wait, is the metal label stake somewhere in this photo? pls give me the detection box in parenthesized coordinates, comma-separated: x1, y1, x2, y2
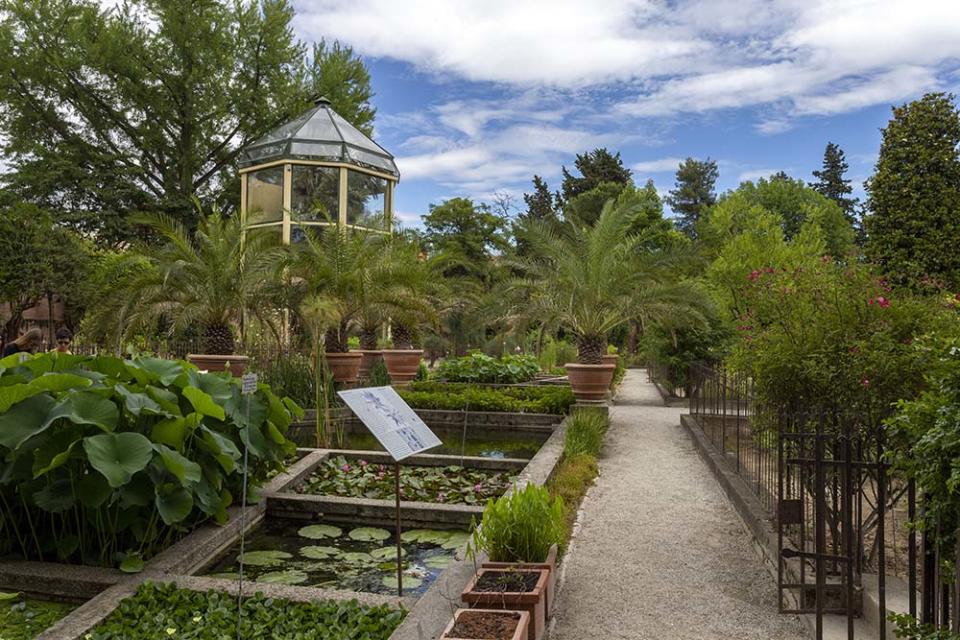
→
(237, 373, 258, 640)
(395, 461, 403, 597)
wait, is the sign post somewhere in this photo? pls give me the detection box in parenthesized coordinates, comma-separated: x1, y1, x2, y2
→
(237, 373, 257, 640)
(337, 386, 441, 596)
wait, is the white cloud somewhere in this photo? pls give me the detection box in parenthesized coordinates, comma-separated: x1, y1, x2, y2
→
(737, 168, 782, 183)
(631, 157, 684, 173)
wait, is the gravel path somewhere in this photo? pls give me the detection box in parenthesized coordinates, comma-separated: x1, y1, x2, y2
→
(548, 370, 808, 640)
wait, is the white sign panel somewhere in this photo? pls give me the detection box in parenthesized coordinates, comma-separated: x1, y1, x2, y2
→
(241, 373, 259, 395)
(337, 386, 441, 461)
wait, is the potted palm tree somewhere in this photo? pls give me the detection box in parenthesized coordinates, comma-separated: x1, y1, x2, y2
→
(507, 194, 706, 401)
(86, 208, 281, 376)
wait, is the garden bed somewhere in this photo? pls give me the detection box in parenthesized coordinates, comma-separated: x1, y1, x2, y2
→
(294, 454, 518, 505)
(0, 594, 75, 640)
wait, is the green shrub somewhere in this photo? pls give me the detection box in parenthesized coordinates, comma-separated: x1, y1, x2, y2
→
(0, 593, 74, 640)
(889, 613, 960, 639)
(435, 352, 540, 384)
(564, 410, 609, 457)
(548, 453, 598, 550)
(538, 338, 577, 372)
(89, 582, 404, 639)
(0, 352, 301, 568)
(469, 483, 565, 563)
(254, 350, 314, 407)
(399, 382, 575, 415)
(414, 361, 429, 382)
(368, 359, 391, 386)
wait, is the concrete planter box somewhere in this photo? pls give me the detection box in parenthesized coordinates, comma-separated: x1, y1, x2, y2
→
(461, 568, 548, 640)
(440, 608, 530, 640)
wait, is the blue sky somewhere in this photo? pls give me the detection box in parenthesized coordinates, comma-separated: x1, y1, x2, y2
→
(291, 1, 960, 228)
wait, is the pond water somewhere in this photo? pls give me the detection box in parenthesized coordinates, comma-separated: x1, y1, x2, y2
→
(327, 427, 548, 460)
(202, 519, 467, 596)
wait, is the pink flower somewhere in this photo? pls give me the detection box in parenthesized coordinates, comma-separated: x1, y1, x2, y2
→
(377, 471, 386, 479)
(748, 270, 760, 281)
(473, 483, 483, 492)
(861, 377, 870, 388)
(876, 296, 890, 308)
(766, 267, 775, 274)
(358, 459, 368, 467)
(341, 463, 351, 472)
(437, 493, 445, 503)
(867, 298, 874, 306)
(821, 255, 831, 263)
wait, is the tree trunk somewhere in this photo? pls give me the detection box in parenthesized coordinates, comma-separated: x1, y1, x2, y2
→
(576, 334, 606, 364)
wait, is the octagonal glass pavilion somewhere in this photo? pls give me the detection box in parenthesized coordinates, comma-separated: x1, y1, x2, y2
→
(238, 97, 399, 243)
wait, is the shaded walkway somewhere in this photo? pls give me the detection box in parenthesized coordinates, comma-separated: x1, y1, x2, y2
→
(549, 370, 807, 640)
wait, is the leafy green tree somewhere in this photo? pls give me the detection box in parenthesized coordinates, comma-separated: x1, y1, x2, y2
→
(560, 148, 632, 204)
(85, 208, 283, 354)
(665, 157, 718, 239)
(865, 93, 960, 288)
(0, 203, 91, 341)
(809, 142, 858, 225)
(563, 181, 625, 227)
(0, 0, 374, 246)
(422, 197, 509, 281)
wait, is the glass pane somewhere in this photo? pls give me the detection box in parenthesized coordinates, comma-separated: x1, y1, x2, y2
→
(246, 167, 284, 224)
(290, 224, 330, 244)
(245, 224, 282, 248)
(346, 170, 388, 229)
(291, 165, 339, 222)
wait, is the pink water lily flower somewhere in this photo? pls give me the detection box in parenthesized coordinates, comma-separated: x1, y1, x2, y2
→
(359, 459, 368, 467)
(473, 483, 483, 492)
(341, 463, 351, 472)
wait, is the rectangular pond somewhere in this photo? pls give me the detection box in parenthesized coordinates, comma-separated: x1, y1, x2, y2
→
(200, 519, 469, 597)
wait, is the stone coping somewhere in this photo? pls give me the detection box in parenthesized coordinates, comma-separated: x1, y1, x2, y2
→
(266, 492, 484, 529)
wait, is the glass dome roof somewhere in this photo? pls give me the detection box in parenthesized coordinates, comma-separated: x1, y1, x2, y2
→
(238, 98, 399, 178)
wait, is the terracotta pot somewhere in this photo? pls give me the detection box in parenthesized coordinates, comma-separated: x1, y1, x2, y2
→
(461, 568, 549, 640)
(381, 349, 424, 384)
(483, 544, 558, 620)
(440, 608, 530, 640)
(187, 354, 248, 377)
(565, 362, 615, 401)
(324, 351, 363, 383)
(358, 349, 383, 380)
(601, 354, 619, 367)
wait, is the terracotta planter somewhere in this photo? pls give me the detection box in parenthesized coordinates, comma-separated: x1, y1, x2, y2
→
(187, 354, 248, 377)
(461, 568, 549, 640)
(601, 354, 619, 367)
(381, 349, 424, 384)
(358, 349, 383, 380)
(440, 609, 530, 640)
(324, 351, 363, 383)
(565, 362, 615, 401)
(483, 544, 558, 620)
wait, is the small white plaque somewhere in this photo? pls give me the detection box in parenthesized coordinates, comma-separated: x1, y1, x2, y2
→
(241, 373, 258, 395)
(337, 386, 441, 461)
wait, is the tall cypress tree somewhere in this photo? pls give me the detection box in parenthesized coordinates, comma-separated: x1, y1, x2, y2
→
(665, 157, 718, 239)
(810, 142, 858, 225)
(559, 148, 632, 203)
(522, 175, 556, 221)
(865, 93, 960, 288)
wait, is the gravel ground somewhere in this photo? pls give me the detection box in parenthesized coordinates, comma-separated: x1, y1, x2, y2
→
(548, 370, 808, 640)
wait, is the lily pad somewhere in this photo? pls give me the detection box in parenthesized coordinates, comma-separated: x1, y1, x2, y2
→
(371, 546, 406, 560)
(339, 551, 375, 565)
(399, 528, 451, 544)
(298, 524, 342, 540)
(425, 555, 453, 569)
(348, 526, 390, 542)
(239, 550, 292, 567)
(258, 569, 308, 585)
(382, 575, 422, 590)
(300, 545, 340, 560)
(441, 532, 471, 549)
(0, 591, 20, 601)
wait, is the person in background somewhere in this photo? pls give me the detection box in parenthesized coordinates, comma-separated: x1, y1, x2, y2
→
(2, 328, 43, 358)
(55, 327, 73, 354)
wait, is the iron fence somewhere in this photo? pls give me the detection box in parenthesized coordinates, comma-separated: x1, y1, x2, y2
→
(686, 364, 959, 639)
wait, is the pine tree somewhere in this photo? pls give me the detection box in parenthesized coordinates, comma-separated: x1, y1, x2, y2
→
(560, 148, 632, 203)
(865, 93, 960, 288)
(665, 158, 718, 239)
(522, 176, 556, 221)
(809, 142, 858, 225)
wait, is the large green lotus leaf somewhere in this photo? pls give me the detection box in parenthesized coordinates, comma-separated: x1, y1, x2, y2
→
(238, 423, 269, 458)
(299, 545, 341, 560)
(240, 550, 292, 566)
(114, 384, 165, 417)
(371, 546, 406, 560)
(183, 386, 225, 420)
(226, 389, 267, 429)
(150, 416, 189, 450)
(88, 356, 129, 380)
(34, 478, 75, 513)
(78, 472, 111, 508)
(298, 524, 342, 540)
(132, 357, 183, 387)
(46, 391, 119, 432)
(193, 475, 221, 517)
(155, 485, 194, 524)
(32, 427, 82, 478)
(0, 395, 56, 450)
(0, 374, 91, 414)
(145, 386, 182, 416)
(49, 353, 90, 372)
(441, 532, 471, 550)
(190, 370, 233, 404)
(348, 527, 391, 542)
(154, 444, 201, 486)
(382, 575, 422, 590)
(200, 426, 240, 473)
(425, 555, 453, 569)
(340, 552, 375, 565)
(83, 432, 153, 488)
(118, 473, 153, 507)
(258, 569, 307, 585)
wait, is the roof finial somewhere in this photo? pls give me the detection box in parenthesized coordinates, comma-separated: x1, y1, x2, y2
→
(313, 95, 331, 107)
